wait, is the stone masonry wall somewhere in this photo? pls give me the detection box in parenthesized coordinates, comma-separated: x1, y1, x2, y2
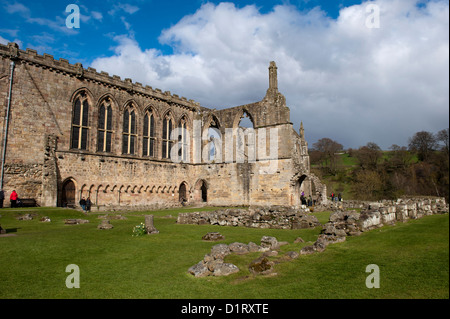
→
(177, 206, 321, 229)
(0, 42, 318, 209)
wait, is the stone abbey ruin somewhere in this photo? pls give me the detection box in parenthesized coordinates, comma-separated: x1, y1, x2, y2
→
(1, 42, 448, 280)
(0, 42, 326, 209)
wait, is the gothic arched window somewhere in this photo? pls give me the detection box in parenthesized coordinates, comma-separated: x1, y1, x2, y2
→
(122, 106, 137, 155)
(178, 116, 188, 162)
(97, 99, 113, 152)
(143, 110, 156, 157)
(162, 113, 173, 159)
(71, 92, 89, 150)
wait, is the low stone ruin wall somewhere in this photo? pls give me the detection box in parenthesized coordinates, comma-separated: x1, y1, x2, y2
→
(177, 206, 320, 229)
(187, 197, 448, 277)
(300, 197, 448, 255)
(189, 235, 286, 277)
(317, 197, 448, 212)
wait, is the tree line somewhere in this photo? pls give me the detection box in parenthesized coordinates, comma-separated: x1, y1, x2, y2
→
(310, 128, 449, 202)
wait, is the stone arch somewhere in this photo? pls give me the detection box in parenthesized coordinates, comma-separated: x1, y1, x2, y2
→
(290, 172, 327, 206)
(202, 114, 222, 163)
(162, 109, 175, 159)
(143, 104, 161, 122)
(60, 178, 77, 208)
(97, 93, 119, 110)
(232, 109, 256, 163)
(177, 112, 193, 130)
(122, 101, 139, 155)
(70, 87, 95, 104)
(162, 108, 175, 122)
(121, 99, 142, 115)
(70, 89, 94, 151)
(232, 108, 255, 129)
(96, 94, 118, 153)
(179, 181, 189, 203)
(193, 179, 208, 203)
(88, 184, 95, 198)
(80, 184, 88, 199)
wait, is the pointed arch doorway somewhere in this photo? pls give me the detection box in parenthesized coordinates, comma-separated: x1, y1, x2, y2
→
(194, 179, 208, 203)
(61, 179, 76, 207)
(179, 182, 188, 204)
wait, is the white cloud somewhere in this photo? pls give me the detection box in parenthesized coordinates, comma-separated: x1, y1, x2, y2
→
(91, 11, 103, 21)
(4, 2, 30, 15)
(0, 35, 9, 45)
(108, 3, 140, 16)
(91, 0, 449, 149)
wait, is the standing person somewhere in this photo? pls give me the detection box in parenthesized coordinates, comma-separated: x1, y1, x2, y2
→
(0, 189, 4, 208)
(79, 197, 86, 212)
(10, 190, 18, 208)
(86, 197, 91, 212)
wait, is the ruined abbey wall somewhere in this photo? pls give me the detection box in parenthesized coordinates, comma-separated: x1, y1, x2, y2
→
(0, 42, 324, 209)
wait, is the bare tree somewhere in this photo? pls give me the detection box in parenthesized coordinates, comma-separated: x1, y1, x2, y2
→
(388, 144, 412, 169)
(355, 142, 382, 170)
(312, 138, 343, 174)
(408, 131, 437, 161)
(436, 128, 449, 156)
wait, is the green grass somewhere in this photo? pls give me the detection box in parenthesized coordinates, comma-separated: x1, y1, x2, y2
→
(0, 207, 448, 299)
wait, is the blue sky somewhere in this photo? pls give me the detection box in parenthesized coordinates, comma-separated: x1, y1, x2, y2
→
(1, 0, 365, 64)
(1, 0, 449, 149)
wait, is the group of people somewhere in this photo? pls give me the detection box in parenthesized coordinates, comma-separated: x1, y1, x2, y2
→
(79, 197, 91, 213)
(0, 189, 20, 208)
(330, 192, 343, 202)
(300, 191, 316, 207)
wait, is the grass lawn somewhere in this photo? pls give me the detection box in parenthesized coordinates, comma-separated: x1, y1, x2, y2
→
(0, 206, 448, 299)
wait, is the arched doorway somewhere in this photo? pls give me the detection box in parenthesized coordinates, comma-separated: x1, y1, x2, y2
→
(194, 179, 208, 203)
(296, 175, 308, 205)
(201, 182, 207, 202)
(290, 172, 327, 206)
(61, 179, 76, 207)
(179, 182, 188, 204)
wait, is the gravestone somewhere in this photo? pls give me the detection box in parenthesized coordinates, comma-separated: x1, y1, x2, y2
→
(145, 215, 159, 234)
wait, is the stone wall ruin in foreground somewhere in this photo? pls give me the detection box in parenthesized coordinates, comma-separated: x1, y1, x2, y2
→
(187, 197, 448, 277)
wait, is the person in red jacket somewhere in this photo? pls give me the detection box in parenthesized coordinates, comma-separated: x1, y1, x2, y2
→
(10, 190, 18, 208)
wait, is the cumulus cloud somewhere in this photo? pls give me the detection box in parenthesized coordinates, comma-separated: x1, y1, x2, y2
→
(91, 0, 449, 149)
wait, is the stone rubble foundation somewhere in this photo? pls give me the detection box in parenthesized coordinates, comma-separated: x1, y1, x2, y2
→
(188, 197, 448, 277)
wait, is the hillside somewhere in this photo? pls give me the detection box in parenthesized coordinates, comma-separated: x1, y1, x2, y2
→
(311, 150, 448, 202)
